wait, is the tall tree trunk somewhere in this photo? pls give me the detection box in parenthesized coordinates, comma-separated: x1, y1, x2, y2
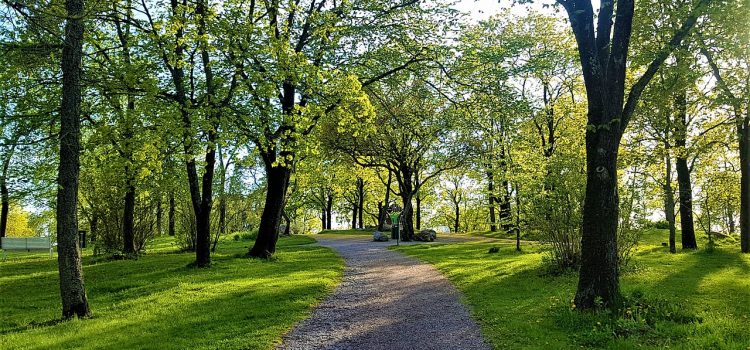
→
(218, 146, 227, 235)
(378, 171, 392, 230)
(454, 201, 460, 234)
(168, 192, 175, 236)
(664, 150, 677, 254)
(575, 131, 621, 309)
(400, 193, 415, 241)
(248, 163, 291, 258)
(414, 172, 422, 231)
(740, 122, 750, 253)
(675, 89, 697, 249)
(282, 210, 291, 236)
(560, 0, 704, 310)
(57, 0, 91, 318)
(191, 0, 218, 268)
(499, 180, 512, 231)
(487, 170, 497, 232)
(326, 194, 333, 230)
(321, 207, 327, 231)
(351, 202, 357, 229)
(0, 175, 8, 246)
(156, 194, 162, 235)
(357, 177, 365, 228)
(122, 179, 136, 255)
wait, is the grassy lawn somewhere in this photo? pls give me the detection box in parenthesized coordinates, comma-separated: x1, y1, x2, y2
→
(393, 230, 750, 349)
(318, 229, 375, 235)
(0, 235, 343, 350)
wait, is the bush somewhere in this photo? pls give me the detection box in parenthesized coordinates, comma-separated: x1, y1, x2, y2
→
(235, 230, 259, 241)
(651, 220, 671, 230)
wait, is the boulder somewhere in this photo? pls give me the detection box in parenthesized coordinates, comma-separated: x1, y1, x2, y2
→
(373, 231, 390, 242)
(414, 229, 437, 242)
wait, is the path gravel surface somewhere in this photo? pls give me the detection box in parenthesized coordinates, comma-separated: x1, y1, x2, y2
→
(279, 234, 491, 350)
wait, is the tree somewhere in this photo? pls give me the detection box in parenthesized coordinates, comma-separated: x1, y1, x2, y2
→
(554, 0, 712, 308)
(327, 76, 467, 240)
(698, 0, 750, 252)
(56, 0, 91, 319)
(220, 0, 454, 257)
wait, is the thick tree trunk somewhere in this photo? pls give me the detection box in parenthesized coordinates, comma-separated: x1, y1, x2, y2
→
(675, 90, 697, 249)
(378, 171, 392, 231)
(499, 180, 512, 231)
(156, 195, 162, 235)
(454, 203, 460, 234)
(664, 153, 677, 254)
(676, 157, 696, 249)
(574, 130, 621, 310)
(248, 164, 291, 258)
(282, 210, 291, 236)
(487, 170, 497, 232)
(168, 192, 175, 236)
(400, 193, 415, 241)
(321, 207, 327, 231)
(122, 180, 136, 255)
(740, 122, 750, 253)
(357, 178, 365, 229)
(57, 0, 91, 318)
(351, 203, 357, 229)
(0, 177, 8, 245)
(326, 194, 333, 230)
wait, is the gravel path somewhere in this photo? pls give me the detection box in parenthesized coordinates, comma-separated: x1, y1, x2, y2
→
(279, 235, 490, 350)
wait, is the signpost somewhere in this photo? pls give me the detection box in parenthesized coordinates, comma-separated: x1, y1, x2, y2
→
(387, 203, 402, 246)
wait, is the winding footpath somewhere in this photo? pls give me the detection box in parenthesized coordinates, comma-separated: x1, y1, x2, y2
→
(279, 235, 491, 350)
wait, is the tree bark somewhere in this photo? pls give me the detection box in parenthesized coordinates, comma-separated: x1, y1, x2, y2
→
(740, 122, 750, 253)
(675, 89, 697, 249)
(326, 194, 333, 230)
(357, 177, 365, 228)
(454, 202, 460, 234)
(351, 202, 357, 229)
(499, 180, 512, 231)
(321, 207, 327, 231)
(248, 163, 291, 258)
(57, 0, 91, 318)
(664, 150, 677, 254)
(282, 210, 291, 236)
(122, 180, 136, 255)
(168, 192, 175, 236)
(400, 193, 415, 241)
(156, 195, 162, 235)
(575, 130, 621, 309)
(487, 170, 497, 232)
(0, 173, 8, 245)
(378, 171, 392, 231)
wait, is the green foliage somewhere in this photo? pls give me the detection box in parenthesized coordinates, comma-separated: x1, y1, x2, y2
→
(0, 235, 343, 349)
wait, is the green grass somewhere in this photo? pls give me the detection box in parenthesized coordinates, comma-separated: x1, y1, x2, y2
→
(0, 235, 343, 350)
(467, 229, 544, 241)
(317, 229, 375, 235)
(393, 230, 750, 349)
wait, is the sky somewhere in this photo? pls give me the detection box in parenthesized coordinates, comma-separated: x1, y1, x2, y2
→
(455, 0, 601, 22)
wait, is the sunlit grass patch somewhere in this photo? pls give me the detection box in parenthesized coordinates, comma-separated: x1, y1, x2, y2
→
(394, 236, 750, 349)
(0, 235, 342, 350)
